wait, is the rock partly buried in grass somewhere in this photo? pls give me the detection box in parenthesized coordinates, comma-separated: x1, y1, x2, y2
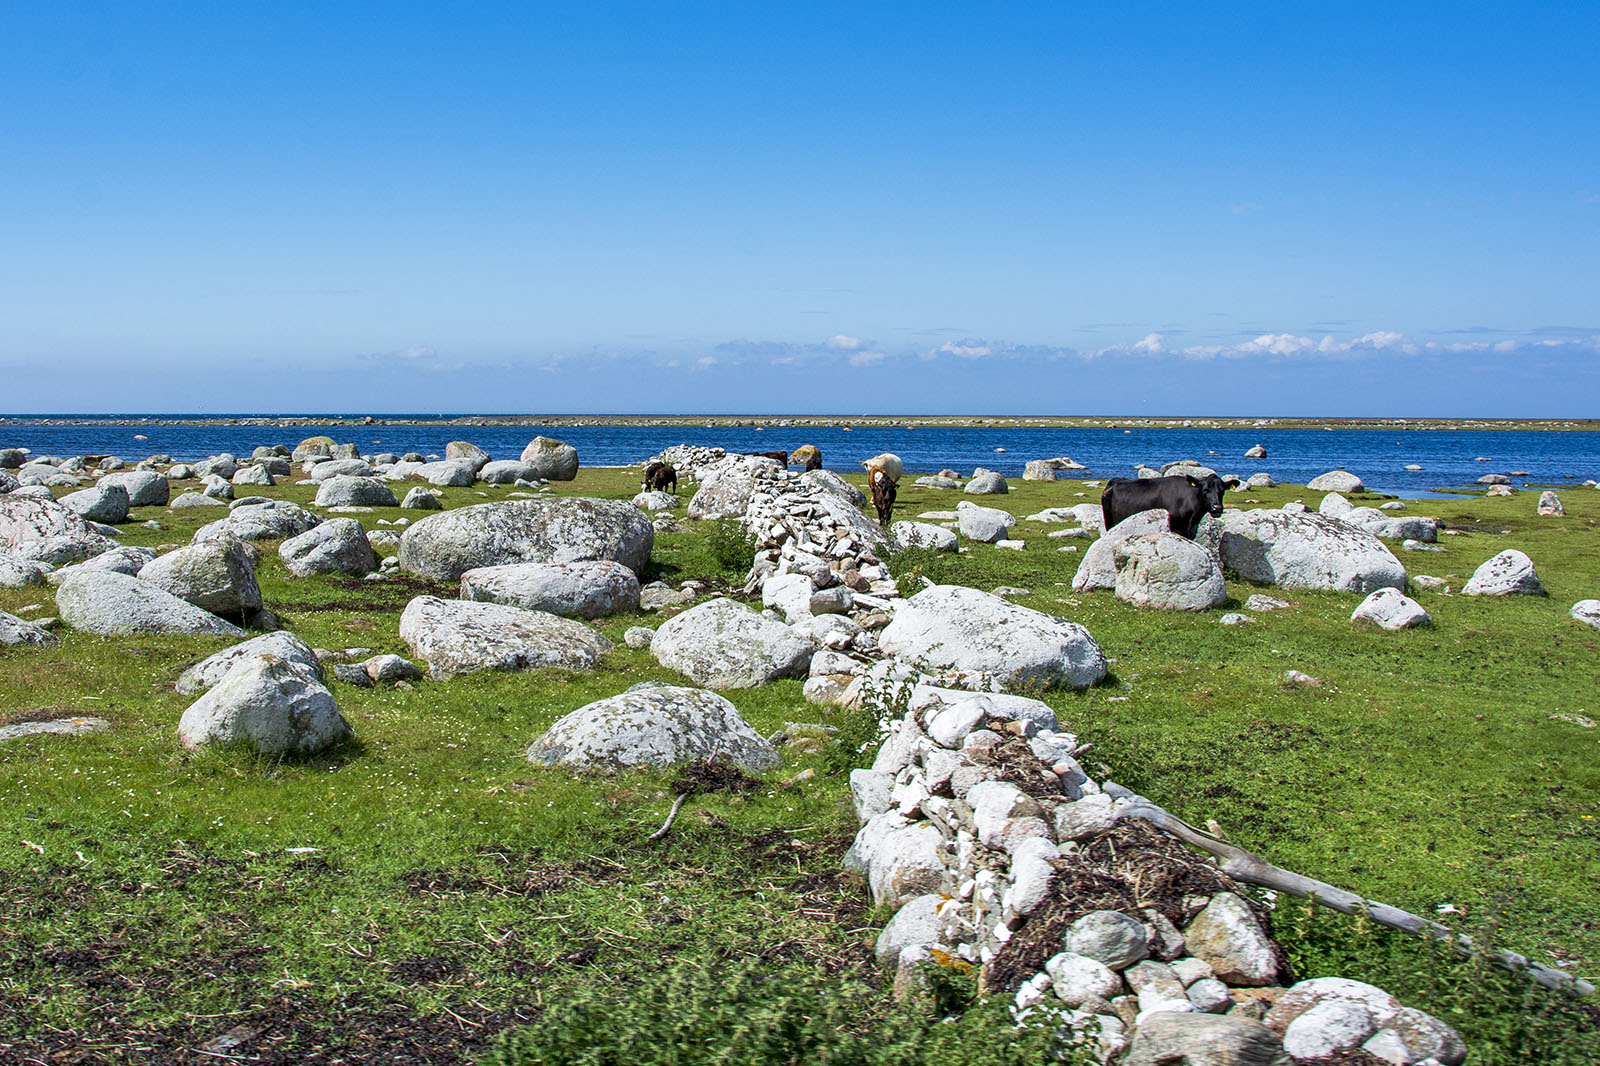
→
(0, 551, 48, 588)
(527, 681, 780, 772)
(178, 655, 351, 754)
(890, 520, 958, 552)
(1538, 491, 1564, 516)
(0, 493, 116, 565)
(1340, 507, 1438, 543)
(308, 458, 374, 481)
(400, 486, 442, 510)
(398, 595, 614, 679)
(138, 536, 262, 615)
(195, 500, 321, 543)
(396, 498, 653, 581)
(1264, 977, 1466, 1065)
(1350, 587, 1432, 630)
(176, 631, 326, 696)
(314, 475, 398, 508)
(60, 483, 130, 524)
(650, 598, 814, 689)
(479, 460, 539, 484)
(279, 518, 376, 577)
(956, 502, 1016, 544)
(879, 585, 1107, 690)
(1307, 470, 1364, 493)
(99, 469, 169, 508)
(47, 545, 158, 584)
(172, 491, 226, 509)
(964, 470, 1008, 495)
(632, 490, 677, 512)
(1112, 532, 1227, 611)
(1072, 509, 1170, 592)
(1219, 510, 1406, 593)
(520, 436, 579, 481)
(0, 716, 109, 742)
(459, 560, 641, 619)
(0, 609, 57, 646)
(1462, 549, 1544, 596)
(56, 571, 245, 637)
(1573, 600, 1600, 630)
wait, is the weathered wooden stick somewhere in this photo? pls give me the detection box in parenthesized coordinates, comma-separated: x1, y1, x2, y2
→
(1103, 782, 1594, 997)
(647, 792, 690, 842)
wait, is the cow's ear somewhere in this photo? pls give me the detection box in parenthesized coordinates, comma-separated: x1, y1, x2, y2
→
(1187, 475, 1201, 487)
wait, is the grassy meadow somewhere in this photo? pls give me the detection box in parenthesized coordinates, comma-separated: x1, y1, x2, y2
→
(2, 464, 1598, 1063)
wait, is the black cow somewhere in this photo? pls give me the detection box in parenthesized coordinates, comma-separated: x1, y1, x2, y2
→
(1100, 474, 1228, 539)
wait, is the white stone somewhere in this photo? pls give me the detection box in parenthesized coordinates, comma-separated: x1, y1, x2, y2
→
(528, 682, 778, 772)
(1462, 549, 1543, 596)
(1351, 587, 1432, 630)
(178, 655, 350, 754)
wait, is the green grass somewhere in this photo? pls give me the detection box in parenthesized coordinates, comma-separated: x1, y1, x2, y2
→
(2, 465, 1598, 1061)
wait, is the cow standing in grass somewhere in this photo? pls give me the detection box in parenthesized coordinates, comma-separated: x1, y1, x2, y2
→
(643, 462, 678, 495)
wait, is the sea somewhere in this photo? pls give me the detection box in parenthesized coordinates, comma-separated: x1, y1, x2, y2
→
(3, 417, 1597, 499)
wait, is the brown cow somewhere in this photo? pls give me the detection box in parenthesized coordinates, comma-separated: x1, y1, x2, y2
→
(869, 467, 897, 526)
(643, 461, 678, 494)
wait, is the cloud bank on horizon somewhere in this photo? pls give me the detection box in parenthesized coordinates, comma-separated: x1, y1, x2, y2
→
(0, 4, 1596, 416)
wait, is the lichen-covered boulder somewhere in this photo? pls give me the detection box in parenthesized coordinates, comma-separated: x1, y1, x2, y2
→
(47, 545, 158, 585)
(0, 493, 116, 565)
(1351, 587, 1431, 629)
(55, 571, 244, 637)
(1307, 470, 1364, 493)
(879, 585, 1106, 690)
(397, 499, 653, 581)
(99, 470, 169, 507)
(651, 598, 814, 688)
(890, 521, 958, 552)
(480, 460, 540, 484)
(1462, 549, 1543, 596)
(444, 441, 491, 471)
(314, 476, 398, 508)
(178, 655, 351, 754)
(292, 435, 338, 461)
(459, 560, 641, 619)
(520, 436, 579, 481)
(0, 609, 56, 647)
(1113, 531, 1227, 610)
(194, 501, 321, 543)
(398, 595, 614, 679)
(528, 682, 779, 772)
(176, 631, 325, 695)
(138, 536, 262, 615)
(956, 502, 1016, 544)
(60, 483, 130, 524)
(1072, 509, 1170, 591)
(1220, 510, 1406, 593)
(279, 518, 376, 576)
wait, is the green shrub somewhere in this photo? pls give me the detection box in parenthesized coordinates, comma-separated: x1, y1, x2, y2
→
(483, 957, 1085, 1066)
(704, 518, 758, 574)
(1276, 899, 1600, 1066)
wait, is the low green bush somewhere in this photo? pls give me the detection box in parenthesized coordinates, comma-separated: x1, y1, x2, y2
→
(704, 517, 758, 574)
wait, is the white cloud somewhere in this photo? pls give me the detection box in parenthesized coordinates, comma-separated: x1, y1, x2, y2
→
(849, 350, 886, 367)
(696, 356, 718, 368)
(825, 334, 864, 350)
(935, 340, 992, 359)
(1132, 333, 1165, 353)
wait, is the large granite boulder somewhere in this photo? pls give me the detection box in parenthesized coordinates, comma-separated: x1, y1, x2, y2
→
(0, 493, 115, 565)
(418, 459, 478, 487)
(56, 571, 244, 637)
(527, 682, 780, 772)
(480, 460, 540, 484)
(99, 470, 169, 507)
(0, 552, 49, 588)
(1462, 549, 1543, 596)
(651, 598, 814, 688)
(178, 655, 351, 755)
(279, 518, 376, 577)
(1351, 587, 1432, 629)
(1220, 510, 1406, 593)
(47, 545, 158, 584)
(444, 441, 491, 471)
(1123, 1013, 1289, 1066)
(459, 560, 641, 618)
(1341, 506, 1438, 543)
(314, 476, 398, 508)
(398, 596, 614, 679)
(176, 631, 325, 696)
(194, 501, 321, 543)
(1113, 531, 1227, 610)
(61, 483, 130, 524)
(292, 435, 339, 461)
(956, 502, 1016, 543)
(397, 499, 653, 581)
(137, 536, 262, 615)
(963, 470, 1008, 495)
(1072, 509, 1170, 591)
(890, 521, 958, 552)
(308, 458, 374, 481)
(520, 436, 579, 481)
(798, 469, 866, 507)
(879, 585, 1107, 690)
(1307, 470, 1364, 493)
(1264, 977, 1465, 1065)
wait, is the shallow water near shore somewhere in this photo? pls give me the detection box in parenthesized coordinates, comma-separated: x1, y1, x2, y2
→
(3, 418, 1597, 495)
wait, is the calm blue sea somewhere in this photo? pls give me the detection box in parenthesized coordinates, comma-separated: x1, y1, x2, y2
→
(3, 417, 1596, 497)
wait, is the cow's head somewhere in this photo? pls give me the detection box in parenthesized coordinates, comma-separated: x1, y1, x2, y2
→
(1188, 473, 1229, 517)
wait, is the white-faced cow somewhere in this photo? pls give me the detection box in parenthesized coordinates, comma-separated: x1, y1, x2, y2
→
(1100, 474, 1228, 540)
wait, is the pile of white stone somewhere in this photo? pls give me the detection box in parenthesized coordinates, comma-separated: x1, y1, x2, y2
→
(848, 686, 1468, 1066)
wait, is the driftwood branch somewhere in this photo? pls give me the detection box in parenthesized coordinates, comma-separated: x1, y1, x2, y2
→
(647, 793, 690, 842)
(1103, 781, 1594, 997)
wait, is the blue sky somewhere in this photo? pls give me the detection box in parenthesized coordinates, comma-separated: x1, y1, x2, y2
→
(2, 2, 1597, 415)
